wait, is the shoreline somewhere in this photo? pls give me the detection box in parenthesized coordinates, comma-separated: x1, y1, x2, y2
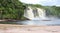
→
(0, 18, 29, 22)
(0, 19, 25, 22)
(0, 24, 60, 33)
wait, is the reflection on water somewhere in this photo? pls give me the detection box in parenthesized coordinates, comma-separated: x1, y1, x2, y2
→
(0, 18, 60, 26)
(17, 20, 60, 26)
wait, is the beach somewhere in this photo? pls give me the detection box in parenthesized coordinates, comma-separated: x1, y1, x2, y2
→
(0, 24, 60, 33)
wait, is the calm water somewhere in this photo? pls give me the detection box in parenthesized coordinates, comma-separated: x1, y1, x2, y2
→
(0, 18, 60, 26)
(18, 20, 60, 26)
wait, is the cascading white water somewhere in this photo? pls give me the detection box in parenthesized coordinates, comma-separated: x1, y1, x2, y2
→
(36, 8, 47, 19)
(24, 7, 34, 20)
(20, 7, 60, 25)
(24, 7, 48, 20)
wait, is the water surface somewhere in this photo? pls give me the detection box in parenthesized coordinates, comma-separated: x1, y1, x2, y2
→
(0, 18, 60, 26)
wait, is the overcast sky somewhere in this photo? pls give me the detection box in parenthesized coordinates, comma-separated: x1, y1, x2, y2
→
(20, 0, 60, 6)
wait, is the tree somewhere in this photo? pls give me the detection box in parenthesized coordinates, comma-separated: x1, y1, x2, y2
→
(0, 0, 26, 19)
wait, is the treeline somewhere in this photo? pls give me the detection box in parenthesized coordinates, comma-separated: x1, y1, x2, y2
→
(0, 0, 60, 20)
(0, 0, 26, 20)
(26, 4, 60, 18)
(45, 6, 60, 17)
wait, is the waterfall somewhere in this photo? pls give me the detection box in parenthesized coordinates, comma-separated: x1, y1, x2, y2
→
(37, 8, 47, 19)
(24, 7, 34, 19)
(24, 7, 48, 20)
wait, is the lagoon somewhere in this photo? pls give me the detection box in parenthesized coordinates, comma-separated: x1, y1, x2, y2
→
(0, 18, 60, 26)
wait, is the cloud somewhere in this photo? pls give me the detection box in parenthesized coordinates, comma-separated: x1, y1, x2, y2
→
(20, 0, 60, 6)
(39, 0, 57, 6)
(55, 0, 60, 6)
(20, 0, 40, 4)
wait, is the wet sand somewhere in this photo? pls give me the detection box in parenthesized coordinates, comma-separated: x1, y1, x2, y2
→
(0, 24, 60, 33)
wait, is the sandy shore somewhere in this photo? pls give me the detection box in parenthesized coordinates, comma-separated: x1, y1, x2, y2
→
(0, 24, 60, 33)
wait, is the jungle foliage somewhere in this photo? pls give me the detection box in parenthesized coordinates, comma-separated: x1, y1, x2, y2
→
(0, 0, 26, 19)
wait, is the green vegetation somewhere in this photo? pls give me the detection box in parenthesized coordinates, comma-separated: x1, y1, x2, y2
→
(26, 4, 44, 9)
(26, 4, 60, 18)
(0, 0, 60, 20)
(0, 0, 26, 20)
(44, 6, 60, 17)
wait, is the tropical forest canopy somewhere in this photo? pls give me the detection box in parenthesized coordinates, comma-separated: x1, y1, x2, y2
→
(45, 6, 60, 17)
(26, 4, 60, 17)
(0, 0, 60, 20)
(0, 0, 26, 20)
